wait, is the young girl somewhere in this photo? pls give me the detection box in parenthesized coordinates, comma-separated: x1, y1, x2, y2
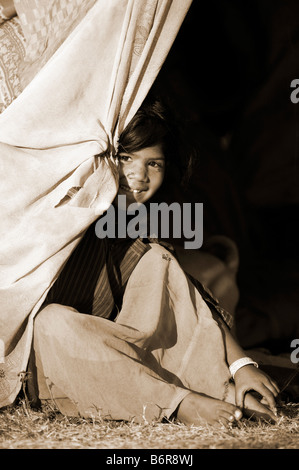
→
(29, 97, 279, 428)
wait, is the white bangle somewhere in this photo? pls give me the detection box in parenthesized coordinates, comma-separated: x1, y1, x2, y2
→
(229, 357, 258, 379)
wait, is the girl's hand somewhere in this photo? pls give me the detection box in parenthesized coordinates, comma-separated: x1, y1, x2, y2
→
(234, 365, 280, 417)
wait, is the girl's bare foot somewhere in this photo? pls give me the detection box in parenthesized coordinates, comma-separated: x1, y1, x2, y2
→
(176, 392, 243, 427)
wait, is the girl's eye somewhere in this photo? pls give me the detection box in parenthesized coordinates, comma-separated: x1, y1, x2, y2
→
(118, 155, 131, 162)
(148, 161, 164, 168)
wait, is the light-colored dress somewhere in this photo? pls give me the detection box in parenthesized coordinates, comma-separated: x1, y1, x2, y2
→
(30, 232, 232, 423)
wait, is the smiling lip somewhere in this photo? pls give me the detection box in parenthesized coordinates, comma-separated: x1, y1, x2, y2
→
(119, 184, 147, 194)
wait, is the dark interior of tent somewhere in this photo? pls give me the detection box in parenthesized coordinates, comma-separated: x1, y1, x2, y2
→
(150, 0, 299, 370)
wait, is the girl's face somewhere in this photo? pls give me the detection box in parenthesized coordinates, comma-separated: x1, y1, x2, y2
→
(116, 144, 165, 208)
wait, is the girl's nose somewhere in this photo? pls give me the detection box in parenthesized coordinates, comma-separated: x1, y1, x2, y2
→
(127, 163, 149, 182)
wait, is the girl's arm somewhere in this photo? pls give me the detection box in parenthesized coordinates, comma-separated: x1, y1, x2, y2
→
(213, 313, 280, 415)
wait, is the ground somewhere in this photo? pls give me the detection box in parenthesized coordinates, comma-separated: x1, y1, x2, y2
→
(1, 400, 299, 450)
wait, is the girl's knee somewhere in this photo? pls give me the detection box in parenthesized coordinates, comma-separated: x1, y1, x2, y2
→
(34, 303, 78, 332)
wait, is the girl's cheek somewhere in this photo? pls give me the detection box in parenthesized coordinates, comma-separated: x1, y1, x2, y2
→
(118, 164, 126, 177)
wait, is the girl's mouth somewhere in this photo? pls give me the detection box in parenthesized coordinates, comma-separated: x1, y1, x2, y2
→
(119, 184, 146, 194)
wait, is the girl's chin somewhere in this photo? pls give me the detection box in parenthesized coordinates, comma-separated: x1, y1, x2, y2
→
(115, 191, 149, 206)
(115, 192, 149, 208)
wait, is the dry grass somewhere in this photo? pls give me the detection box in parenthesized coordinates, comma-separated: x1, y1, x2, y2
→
(1, 400, 299, 449)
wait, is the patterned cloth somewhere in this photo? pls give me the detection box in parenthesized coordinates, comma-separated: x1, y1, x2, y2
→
(14, 0, 97, 81)
(0, 17, 26, 113)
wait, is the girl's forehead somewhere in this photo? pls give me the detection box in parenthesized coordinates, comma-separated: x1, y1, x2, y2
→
(119, 145, 165, 160)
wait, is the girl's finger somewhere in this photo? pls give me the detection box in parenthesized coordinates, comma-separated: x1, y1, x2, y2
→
(262, 373, 280, 395)
(235, 386, 250, 409)
(257, 384, 278, 414)
(262, 376, 281, 397)
(263, 379, 280, 397)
